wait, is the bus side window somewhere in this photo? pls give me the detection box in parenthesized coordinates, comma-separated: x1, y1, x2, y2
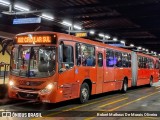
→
(98, 53, 103, 67)
(151, 59, 154, 68)
(115, 52, 122, 67)
(59, 45, 74, 72)
(144, 57, 147, 68)
(148, 59, 151, 68)
(146, 58, 149, 68)
(81, 44, 95, 66)
(155, 60, 159, 69)
(138, 56, 142, 68)
(106, 49, 114, 67)
(128, 54, 131, 67)
(76, 43, 81, 66)
(122, 53, 128, 67)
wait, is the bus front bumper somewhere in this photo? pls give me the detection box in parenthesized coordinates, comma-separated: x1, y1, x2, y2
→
(8, 87, 54, 103)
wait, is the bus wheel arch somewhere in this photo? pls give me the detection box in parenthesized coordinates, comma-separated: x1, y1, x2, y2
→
(121, 77, 128, 93)
(79, 79, 92, 104)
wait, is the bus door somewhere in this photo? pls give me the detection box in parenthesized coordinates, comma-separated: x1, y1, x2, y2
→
(103, 49, 115, 92)
(96, 49, 104, 94)
(114, 51, 124, 90)
(58, 44, 76, 100)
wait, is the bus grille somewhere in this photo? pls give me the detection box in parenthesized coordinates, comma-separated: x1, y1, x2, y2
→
(18, 87, 40, 90)
(18, 81, 44, 86)
(18, 92, 38, 99)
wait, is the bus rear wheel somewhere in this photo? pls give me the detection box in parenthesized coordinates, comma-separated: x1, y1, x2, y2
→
(121, 80, 128, 93)
(79, 83, 90, 104)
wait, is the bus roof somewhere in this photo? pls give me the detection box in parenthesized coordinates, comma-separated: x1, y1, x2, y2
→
(16, 31, 159, 59)
(56, 32, 132, 53)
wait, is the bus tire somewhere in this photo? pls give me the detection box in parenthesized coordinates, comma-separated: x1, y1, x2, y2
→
(121, 80, 128, 93)
(149, 77, 153, 87)
(79, 83, 90, 104)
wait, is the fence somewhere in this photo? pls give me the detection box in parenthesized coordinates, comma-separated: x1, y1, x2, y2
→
(0, 62, 10, 84)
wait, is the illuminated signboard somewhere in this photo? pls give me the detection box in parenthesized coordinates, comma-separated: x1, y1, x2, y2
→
(109, 43, 125, 47)
(13, 17, 41, 24)
(16, 35, 52, 44)
(75, 32, 87, 37)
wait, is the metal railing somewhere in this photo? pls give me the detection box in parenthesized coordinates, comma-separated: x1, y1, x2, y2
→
(0, 62, 9, 98)
(0, 62, 10, 84)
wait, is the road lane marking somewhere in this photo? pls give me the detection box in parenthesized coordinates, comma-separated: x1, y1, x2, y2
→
(99, 97, 128, 108)
(32, 87, 156, 120)
(31, 94, 125, 120)
(108, 91, 159, 111)
(145, 117, 159, 120)
(156, 87, 160, 89)
(85, 91, 159, 120)
(0, 101, 34, 109)
(38, 95, 126, 118)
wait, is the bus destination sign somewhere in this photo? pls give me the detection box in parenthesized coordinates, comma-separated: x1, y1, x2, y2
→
(75, 32, 87, 37)
(16, 35, 52, 44)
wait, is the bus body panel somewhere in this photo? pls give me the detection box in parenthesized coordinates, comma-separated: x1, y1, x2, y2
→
(7, 31, 160, 103)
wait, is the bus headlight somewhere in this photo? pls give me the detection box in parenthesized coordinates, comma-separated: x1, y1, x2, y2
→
(9, 80, 14, 86)
(9, 80, 18, 89)
(40, 83, 55, 94)
(46, 83, 53, 90)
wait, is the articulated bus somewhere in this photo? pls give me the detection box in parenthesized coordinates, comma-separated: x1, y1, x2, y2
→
(8, 31, 159, 103)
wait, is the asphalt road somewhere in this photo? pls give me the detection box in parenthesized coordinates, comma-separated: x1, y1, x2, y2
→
(0, 81, 160, 120)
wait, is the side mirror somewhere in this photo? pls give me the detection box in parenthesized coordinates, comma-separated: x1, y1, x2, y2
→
(59, 44, 63, 63)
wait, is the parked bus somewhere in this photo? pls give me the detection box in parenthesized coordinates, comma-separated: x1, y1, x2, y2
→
(7, 31, 159, 103)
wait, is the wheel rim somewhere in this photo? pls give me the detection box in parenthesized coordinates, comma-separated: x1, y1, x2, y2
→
(124, 82, 127, 91)
(81, 88, 88, 101)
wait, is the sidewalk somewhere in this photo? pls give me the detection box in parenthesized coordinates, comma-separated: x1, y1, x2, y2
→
(153, 80, 160, 87)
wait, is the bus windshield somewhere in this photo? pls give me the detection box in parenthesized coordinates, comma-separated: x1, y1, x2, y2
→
(10, 46, 56, 77)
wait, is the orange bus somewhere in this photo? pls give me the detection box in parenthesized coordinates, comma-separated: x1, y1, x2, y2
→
(7, 31, 159, 103)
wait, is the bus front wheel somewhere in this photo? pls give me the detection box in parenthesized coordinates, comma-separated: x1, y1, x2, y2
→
(79, 83, 90, 104)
